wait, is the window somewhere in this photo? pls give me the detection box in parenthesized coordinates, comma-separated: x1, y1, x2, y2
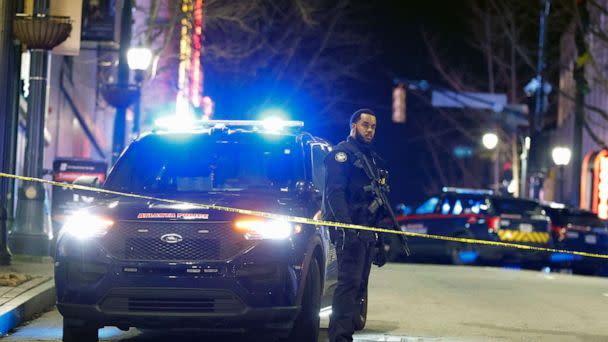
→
(310, 143, 330, 190)
(457, 196, 489, 214)
(453, 199, 463, 215)
(441, 198, 452, 214)
(415, 197, 439, 214)
(492, 199, 543, 216)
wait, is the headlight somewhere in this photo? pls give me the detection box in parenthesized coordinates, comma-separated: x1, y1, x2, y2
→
(234, 218, 298, 240)
(60, 210, 114, 240)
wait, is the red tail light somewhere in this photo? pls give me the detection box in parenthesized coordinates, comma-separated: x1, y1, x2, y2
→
(488, 217, 501, 233)
(552, 225, 566, 241)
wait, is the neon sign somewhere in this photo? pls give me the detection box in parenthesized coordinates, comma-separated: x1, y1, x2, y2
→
(598, 156, 608, 219)
(584, 149, 608, 218)
(189, 0, 203, 108)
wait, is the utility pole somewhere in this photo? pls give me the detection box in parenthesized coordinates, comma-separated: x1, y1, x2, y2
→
(112, 0, 133, 165)
(0, 0, 20, 265)
(527, 0, 551, 199)
(573, 0, 589, 207)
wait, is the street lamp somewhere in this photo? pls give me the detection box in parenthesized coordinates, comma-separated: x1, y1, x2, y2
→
(482, 132, 500, 193)
(127, 47, 152, 71)
(552, 146, 572, 203)
(482, 132, 498, 150)
(127, 47, 152, 137)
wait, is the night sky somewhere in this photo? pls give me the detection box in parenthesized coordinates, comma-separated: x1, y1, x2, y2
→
(345, 1, 475, 206)
(204, 1, 487, 207)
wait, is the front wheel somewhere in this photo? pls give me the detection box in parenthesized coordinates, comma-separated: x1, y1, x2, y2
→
(63, 319, 98, 342)
(286, 259, 321, 342)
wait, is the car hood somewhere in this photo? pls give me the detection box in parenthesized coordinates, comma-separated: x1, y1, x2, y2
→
(85, 191, 306, 222)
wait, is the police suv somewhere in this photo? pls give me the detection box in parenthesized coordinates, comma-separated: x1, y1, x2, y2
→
(542, 203, 608, 275)
(392, 188, 552, 265)
(55, 120, 338, 341)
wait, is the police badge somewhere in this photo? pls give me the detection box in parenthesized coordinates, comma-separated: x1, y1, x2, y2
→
(335, 152, 348, 163)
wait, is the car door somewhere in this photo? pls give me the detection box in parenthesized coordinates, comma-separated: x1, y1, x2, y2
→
(309, 142, 338, 299)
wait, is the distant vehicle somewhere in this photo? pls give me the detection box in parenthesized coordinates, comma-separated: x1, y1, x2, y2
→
(388, 188, 552, 266)
(54, 119, 338, 342)
(542, 203, 608, 275)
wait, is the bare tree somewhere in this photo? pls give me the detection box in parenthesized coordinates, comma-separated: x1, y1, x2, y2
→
(567, 0, 608, 148)
(414, 0, 573, 193)
(205, 0, 376, 118)
(129, 0, 376, 122)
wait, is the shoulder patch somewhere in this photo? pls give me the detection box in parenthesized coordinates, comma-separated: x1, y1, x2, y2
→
(335, 152, 348, 163)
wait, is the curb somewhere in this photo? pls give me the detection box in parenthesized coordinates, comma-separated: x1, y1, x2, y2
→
(0, 277, 55, 335)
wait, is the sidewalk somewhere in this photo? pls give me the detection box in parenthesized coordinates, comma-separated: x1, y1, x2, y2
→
(0, 255, 55, 336)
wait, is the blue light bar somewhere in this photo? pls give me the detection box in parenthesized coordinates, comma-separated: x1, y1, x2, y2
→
(194, 119, 303, 129)
(155, 118, 303, 130)
(442, 187, 494, 195)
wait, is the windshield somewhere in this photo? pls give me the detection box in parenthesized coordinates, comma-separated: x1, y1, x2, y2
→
(547, 209, 607, 227)
(491, 198, 544, 216)
(104, 133, 302, 193)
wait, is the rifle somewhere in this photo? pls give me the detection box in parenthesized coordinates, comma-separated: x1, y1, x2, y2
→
(350, 147, 410, 257)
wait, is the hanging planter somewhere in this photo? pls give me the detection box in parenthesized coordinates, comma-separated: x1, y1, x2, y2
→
(101, 84, 139, 109)
(13, 14, 72, 50)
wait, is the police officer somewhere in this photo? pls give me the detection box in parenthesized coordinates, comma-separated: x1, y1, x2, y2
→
(323, 109, 390, 342)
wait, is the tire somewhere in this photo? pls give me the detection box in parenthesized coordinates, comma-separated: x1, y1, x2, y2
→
(63, 319, 98, 342)
(448, 233, 476, 265)
(353, 289, 368, 331)
(385, 235, 403, 262)
(287, 259, 321, 342)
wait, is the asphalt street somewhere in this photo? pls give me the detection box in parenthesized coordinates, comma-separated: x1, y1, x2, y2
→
(5, 263, 608, 341)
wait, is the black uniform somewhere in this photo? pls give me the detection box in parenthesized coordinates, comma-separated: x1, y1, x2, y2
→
(322, 136, 387, 342)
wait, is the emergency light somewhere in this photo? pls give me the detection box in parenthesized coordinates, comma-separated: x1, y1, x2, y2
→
(442, 187, 494, 195)
(154, 118, 304, 133)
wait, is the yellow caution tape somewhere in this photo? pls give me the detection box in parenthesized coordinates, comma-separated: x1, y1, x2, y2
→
(2, 172, 608, 260)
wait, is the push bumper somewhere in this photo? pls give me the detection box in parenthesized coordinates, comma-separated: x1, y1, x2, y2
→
(58, 301, 299, 332)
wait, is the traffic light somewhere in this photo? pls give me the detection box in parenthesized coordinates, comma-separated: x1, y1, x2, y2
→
(392, 84, 406, 123)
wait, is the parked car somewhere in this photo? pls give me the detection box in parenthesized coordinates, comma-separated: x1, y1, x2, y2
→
(387, 188, 552, 266)
(55, 120, 338, 341)
(542, 203, 608, 275)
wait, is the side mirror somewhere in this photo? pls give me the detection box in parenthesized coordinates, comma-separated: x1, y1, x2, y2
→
(73, 175, 100, 187)
(72, 175, 101, 201)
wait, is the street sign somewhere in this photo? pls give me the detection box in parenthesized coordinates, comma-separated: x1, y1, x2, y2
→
(431, 90, 528, 128)
(50, 0, 83, 56)
(432, 91, 507, 112)
(392, 84, 406, 123)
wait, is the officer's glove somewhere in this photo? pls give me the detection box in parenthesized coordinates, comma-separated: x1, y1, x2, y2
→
(373, 235, 387, 267)
(372, 243, 387, 267)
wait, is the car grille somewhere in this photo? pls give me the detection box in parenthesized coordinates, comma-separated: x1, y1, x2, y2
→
(100, 221, 255, 261)
(100, 288, 245, 314)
